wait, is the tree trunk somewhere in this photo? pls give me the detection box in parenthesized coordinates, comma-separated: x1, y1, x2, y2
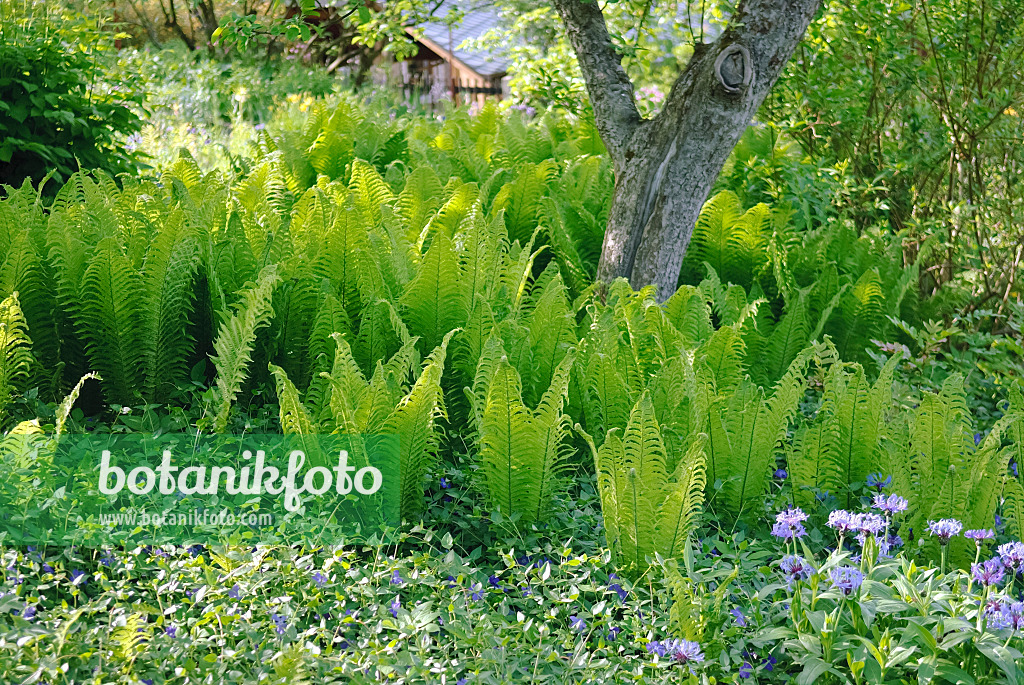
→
(554, 0, 822, 300)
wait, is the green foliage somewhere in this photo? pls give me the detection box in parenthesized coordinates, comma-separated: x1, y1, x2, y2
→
(0, 9, 142, 189)
(0, 293, 32, 423)
(581, 393, 707, 579)
(209, 265, 280, 431)
(476, 349, 575, 524)
(681, 190, 941, 371)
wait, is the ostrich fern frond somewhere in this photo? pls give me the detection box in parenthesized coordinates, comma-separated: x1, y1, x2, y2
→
(209, 265, 280, 432)
(478, 351, 575, 524)
(0, 293, 32, 423)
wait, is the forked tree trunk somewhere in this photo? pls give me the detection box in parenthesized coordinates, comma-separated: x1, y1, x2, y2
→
(553, 0, 821, 300)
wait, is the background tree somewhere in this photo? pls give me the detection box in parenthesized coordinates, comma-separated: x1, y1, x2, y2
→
(552, 0, 821, 299)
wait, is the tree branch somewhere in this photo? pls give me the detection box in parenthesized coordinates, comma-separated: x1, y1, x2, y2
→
(552, 0, 642, 164)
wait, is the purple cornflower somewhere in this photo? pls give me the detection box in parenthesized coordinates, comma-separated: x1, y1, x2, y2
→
(998, 541, 1024, 571)
(778, 555, 814, 587)
(866, 473, 892, 492)
(878, 533, 904, 557)
(771, 508, 808, 540)
(972, 558, 1005, 587)
(390, 597, 400, 618)
(569, 615, 586, 633)
(927, 519, 963, 545)
(271, 613, 287, 635)
(646, 639, 704, 664)
(871, 494, 909, 515)
(965, 529, 995, 544)
(730, 607, 747, 627)
(854, 512, 887, 535)
(988, 601, 1024, 631)
(827, 510, 858, 534)
(311, 571, 328, 588)
(829, 566, 864, 596)
(390, 570, 404, 586)
(228, 583, 241, 599)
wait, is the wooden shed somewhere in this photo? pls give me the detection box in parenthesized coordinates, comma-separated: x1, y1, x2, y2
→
(397, 1, 509, 107)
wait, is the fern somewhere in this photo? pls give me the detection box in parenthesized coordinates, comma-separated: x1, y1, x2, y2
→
(0, 293, 32, 423)
(580, 392, 708, 578)
(400, 232, 467, 354)
(477, 351, 575, 524)
(209, 265, 280, 431)
(76, 237, 145, 405)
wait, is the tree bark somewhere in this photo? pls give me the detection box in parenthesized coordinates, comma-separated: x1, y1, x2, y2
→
(553, 0, 821, 300)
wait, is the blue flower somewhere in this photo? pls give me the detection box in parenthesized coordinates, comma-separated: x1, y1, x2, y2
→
(773, 468, 787, 480)
(569, 615, 586, 633)
(738, 661, 753, 679)
(975, 432, 983, 446)
(607, 626, 621, 640)
(730, 607, 746, 627)
(312, 571, 328, 588)
(70, 569, 87, 586)
(965, 529, 995, 544)
(440, 477, 451, 489)
(829, 566, 864, 596)
(778, 555, 814, 587)
(987, 600, 1024, 630)
(22, 605, 36, 620)
(390, 597, 400, 618)
(871, 493, 909, 515)
(471, 584, 484, 601)
(866, 473, 892, 492)
(391, 570, 404, 586)
(973, 558, 1005, 587)
(228, 583, 241, 599)
(456, 679, 468, 685)
(609, 582, 628, 602)
(488, 574, 501, 588)
(646, 639, 704, 664)
(271, 613, 287, 635)
(165, 625, 177, 638)
(998, 541, 1024, 571)
(764, 655, 777, 671)
(927, 519, 963, 545)
(771, 507, 808, 539)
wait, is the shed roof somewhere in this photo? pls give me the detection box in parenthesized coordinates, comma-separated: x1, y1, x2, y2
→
(412, 1, 510, 77)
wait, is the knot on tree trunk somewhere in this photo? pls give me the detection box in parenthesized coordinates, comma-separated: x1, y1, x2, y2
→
(714, 44, 752, 94)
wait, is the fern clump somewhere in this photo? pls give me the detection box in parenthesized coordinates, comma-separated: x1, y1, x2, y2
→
(580, 393, 707, 578)
(0, 293, 32, 423)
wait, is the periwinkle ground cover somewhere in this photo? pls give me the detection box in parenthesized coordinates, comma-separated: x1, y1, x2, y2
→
(4, 470, 1024, 684)
(0, 409, 1022, 684)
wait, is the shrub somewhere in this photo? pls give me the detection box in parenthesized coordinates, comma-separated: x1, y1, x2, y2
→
(0, 37, 142, 189)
